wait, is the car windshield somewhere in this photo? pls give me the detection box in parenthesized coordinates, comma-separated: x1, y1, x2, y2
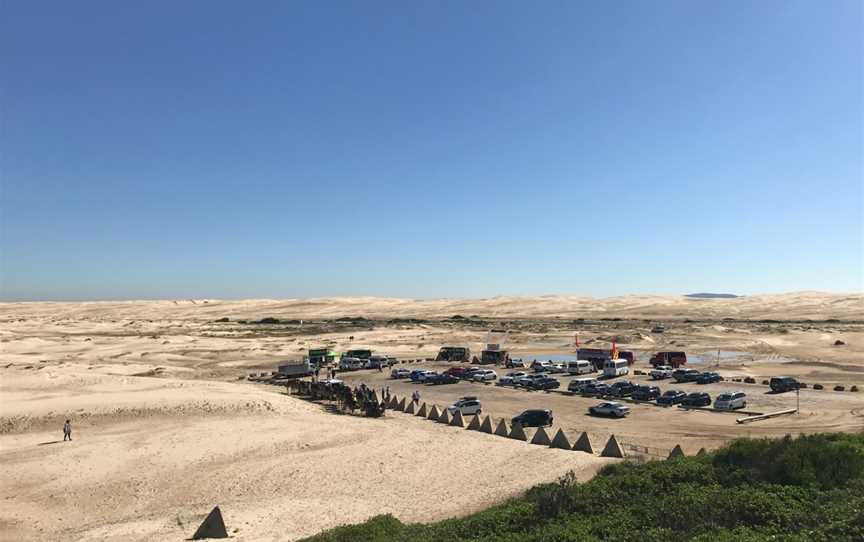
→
(717, 394, 732, 401)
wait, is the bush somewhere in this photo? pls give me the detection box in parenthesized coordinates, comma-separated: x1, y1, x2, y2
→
(761, 380, 769, 385)
(851, 386, 859, 392)
(799, 383, 808, 388)
(814, 384, 824, 390)
(834, 385, 845, 392)
(744, 377, 756, 384)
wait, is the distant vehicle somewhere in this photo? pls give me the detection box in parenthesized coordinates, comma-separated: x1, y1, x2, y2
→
(770, 376, 800, 393)
(307, 348, 339, 367)
(631, 385, 661, 401)
(566, 360, 594, 375)
(525, 377, 560, 391)
(515, 374, 546, 387)
(603, 359, 630, 378)
(416, 370, 438, 382)
(607, 381, 636, 397)
(428, 373, 460, 385)
(673, 369, 702, 383)
(344, 349, 373, 361)
(447, 397, 482, 416)
(548, 362, 567, 374)
(339, 357, 364, 371)
(499, 371, 528, 386)
(277, 360, 313, 378)
(581, 382, 611, 397)
(436, 346, 471, 362)
(577, 348, 635, 370)
(650, 351, 687, 368)
(367, 355, 392, 369)
(657, 390, 687, 406)
(444, 367, 469, 378)
(568, 377, 598, 393)
(472, 369, 498, 382)
(461, 368, 483, 380)
(531, 360, 553, 372)
(682, 392, 712, 407)
(505, 358, 526, 368)
(512, 409, 553, 427)
(696, 372, 722, 384)
(409, 369, 428, 381)
(650, 365, 674, 380)
(651, 323, 666, 333)
(589, 401, 631, 418)
(714, 391, 747, 410)
(480, 349, 510, 365)
(390, 368, 411, 379)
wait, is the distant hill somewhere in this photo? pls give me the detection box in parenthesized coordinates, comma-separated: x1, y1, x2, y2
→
(685, 293, 739, 299)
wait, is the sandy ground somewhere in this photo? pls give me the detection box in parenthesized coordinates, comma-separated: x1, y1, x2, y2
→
(1, 293, 862, 541)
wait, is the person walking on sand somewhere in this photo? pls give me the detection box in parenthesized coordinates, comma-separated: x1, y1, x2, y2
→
(63, 420, 72, 441)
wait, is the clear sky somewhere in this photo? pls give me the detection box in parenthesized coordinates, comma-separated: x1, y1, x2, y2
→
(2, 1, 862, 301)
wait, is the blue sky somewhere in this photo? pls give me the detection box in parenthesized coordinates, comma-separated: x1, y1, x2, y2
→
(2, 1, 862, 301)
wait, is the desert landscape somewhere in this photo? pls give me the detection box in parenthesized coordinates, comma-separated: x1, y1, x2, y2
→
(1, 292, 862, 541)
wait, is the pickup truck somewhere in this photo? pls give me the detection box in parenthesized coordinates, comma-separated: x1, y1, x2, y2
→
(650, 365, 674, 380)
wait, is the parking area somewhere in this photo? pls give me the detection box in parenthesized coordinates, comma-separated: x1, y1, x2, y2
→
(337, 360, 864, 454)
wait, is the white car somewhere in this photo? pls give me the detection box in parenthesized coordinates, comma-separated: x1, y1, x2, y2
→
(416, 370, 438, 382)
(499, 371, 528, 386)
(531, 360, 553, 372)
(589, 401, 631, 418)
(548, 362, 567, 374)
(714, 391, 747, 410)
(472, 369, 497, 382)
(507, 359, 526, 368)
(390, 368, 411, 379)
(568, 377, 598, 393)
(516, 374, 546, 387)
(650, 365, 674, 380)
(447, 397, 482, 416)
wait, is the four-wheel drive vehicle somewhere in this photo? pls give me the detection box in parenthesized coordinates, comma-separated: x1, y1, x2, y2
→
(447, 397, 482, 416)
(681, 392, 712, 407)
(589, 401, 631, 418)
(568, 377, 598, 393)
(650, 365, 674, 380)
(607, 381, 637, 397)
(715, 391, 747, 410)
(367, 355, 392, 369)
(505, 358, 526, 368)
(770, 376, 800, 393)
(339, 357, 364, 371)
(525, 377, 560, 391)
(499, 371, 528, 386)
(461, 368, 483, 380)
(696, 372, 722, 384)
(427, 373, 459, 385)
(390, 368, 411, 379)
(631, 385, 661, 401)
(531, 360, 553, 372)
(673, 369, 702, 383)
(411, 370, 437, 382)
(436, 346, 471, 362)
(650, 351, 688, 368)
(472, 369, 498, 382)
(657, 390, 687, 406)
(581, 382, 611, 397)
(512, 409, 553, 427)
(515, 374, 546, 387)
(444, 367, 468, 378)
(548, 362, 567, 374)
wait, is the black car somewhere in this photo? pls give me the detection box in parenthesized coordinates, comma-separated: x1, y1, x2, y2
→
(696, 372, 722, 384)
(770, 376, 800, 393)
(581, 382, 611, 397)
(512, 409, 554, 427)
(607, 381, 636, 397)
(657, 390, 687, 406)
(631, 385, 661, 401)
(526, 377, 560, 391)
(427, 373, 459, 385)
(681, 392, 712, 407)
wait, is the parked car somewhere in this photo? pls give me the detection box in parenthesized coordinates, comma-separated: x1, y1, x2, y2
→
(548, 362, 567, 374)
(715, 391, 747, 410)
(657, 390, 687, 406)
(505, 358, 526, 368)
(461, 368, 483, 380)
(472, 369, 498, 382)
(607, 380, 637, 397)
(682, 392, 712, 407)
(499, 371, 529, 386)
(568, 377, 598, 393)
(589, 401, 631, 418)
(581, 382, 611, 397)
(525, 377, 560, 390)
(339, 357, 364, 371)
(444, 367, 469, 378)
(447, 397, 482, 416)
(697, 372, 722, 384)
(390, 368, 411, 379)
(367, 355, 392, 369)
(413, 370, 438, 382)
(427, 373, 459, 385)
(673, 369, 702, 383)
(515, 374, 546, 387)
(409, 369, 428, 382)
(650, 365, 674, 380)
(512, 409, 553, 427)
(566, 360, 595, 375)
(531, 360, 553, 372)
(631, 385, 661, 401)
(770, 376, 800, 393)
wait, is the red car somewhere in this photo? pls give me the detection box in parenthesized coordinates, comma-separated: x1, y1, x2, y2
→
(444, 367, 468, 377)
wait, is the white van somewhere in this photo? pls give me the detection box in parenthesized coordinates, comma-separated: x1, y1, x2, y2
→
(603, 359, 629, 378)
(566, 360, 594, 375)
(714, 391, 747, 410)
(568, 377, 598, 393)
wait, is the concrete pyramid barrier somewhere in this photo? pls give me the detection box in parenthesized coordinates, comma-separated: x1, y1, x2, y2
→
(600, 434, 625, 458)
(404, 401, 415, 414)
(550, 429, 572, 450)
(450, 410, 465, 428)
(480, 415, 494, 434)
(530, 426, 552, 446)
(439, 409, 452, 424)
(696, 448, 707, 456)
(191, 506, 228, 540)
(668, 444, 686, 460)
(397, 397, 406, 411)
(494, 419, 509, 437)
(416, 403, 427, 417)
(427, 405, 440, 420)
(573, 432, 594, 454)
(388, 396, 399, 409)
(508, 422, 528, 441)
(466, 415, 481, 431)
